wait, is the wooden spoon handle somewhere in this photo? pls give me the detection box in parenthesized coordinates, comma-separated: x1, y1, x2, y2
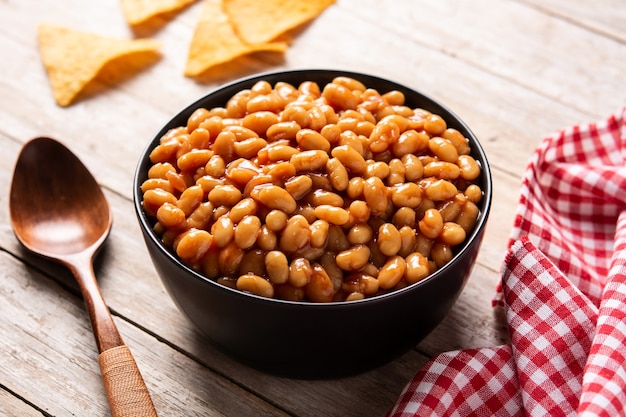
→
(98, 345, 158, 417)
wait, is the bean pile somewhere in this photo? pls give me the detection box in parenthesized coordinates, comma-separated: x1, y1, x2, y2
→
(141, 76, 483, 302)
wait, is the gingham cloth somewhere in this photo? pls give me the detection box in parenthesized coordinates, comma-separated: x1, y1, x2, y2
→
(387, 107, 626, 417)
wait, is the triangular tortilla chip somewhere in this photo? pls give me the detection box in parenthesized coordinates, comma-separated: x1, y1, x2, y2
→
(37, 24, 161, 106)
(119, 0, 198, 26)
(184, 0, 287, 77)
(223, 0, 335, 44)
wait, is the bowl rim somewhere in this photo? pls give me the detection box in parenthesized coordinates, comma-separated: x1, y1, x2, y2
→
(133, 68, 493, 307)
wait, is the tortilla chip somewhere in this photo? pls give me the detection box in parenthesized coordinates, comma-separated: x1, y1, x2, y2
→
(37, 24, 161, 106)
(120, 0, 198, 26)
(223, 0, 335, 44)
(184, 0, 288, 77)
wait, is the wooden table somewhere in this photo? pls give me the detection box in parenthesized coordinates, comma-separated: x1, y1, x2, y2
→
(1, 1, 624, 415)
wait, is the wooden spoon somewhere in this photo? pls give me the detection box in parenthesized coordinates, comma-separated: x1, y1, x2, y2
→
(9, 137, 158, 417)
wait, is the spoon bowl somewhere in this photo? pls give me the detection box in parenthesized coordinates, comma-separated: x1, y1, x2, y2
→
(10, 137, 111, 258)
(10, 137, 158, 417)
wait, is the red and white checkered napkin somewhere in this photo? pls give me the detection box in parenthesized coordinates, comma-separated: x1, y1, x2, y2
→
(387, 107, 626, 417)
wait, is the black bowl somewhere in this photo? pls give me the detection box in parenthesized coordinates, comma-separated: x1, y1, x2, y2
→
(133, 69, 492, 378)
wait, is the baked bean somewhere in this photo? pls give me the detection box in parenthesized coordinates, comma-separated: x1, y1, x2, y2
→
(208, 184, 242, 207)
(187, 108, 211, 132)
(314, 205, 350, 225)
(199, 116, 225, 140)
(265, 143, 299, 162)
(296, 128, 331, 152)
(257, 226, 277, 251)
(202, 250, 221, 279)
(319, 251, 343, 290)
(289, 257, 312, 287)
(363, 177, 388, 216)
(442, 128, 471, 155)
(378, 256, 406, 289)
(290, 149, 329, 172)
(336, 244, 370, 271)
(378, 223, 402, 256)
(235, 215, 261, 249)
(250, 184, 297, 214)
(246, 91, 284, 114)
(306, 105, 328, 131)
(322, 82, 358, 110)
(265, 250, 289, 284)
(274, 284, 305, 301)
(280, 103, 309, 126)
(306, 264, 335, 303)
(174, 229, 212, 264)
(365, 161, 390, 180)
(347, 223, 373, 245)
(264, 162, 294, 183)
(464, 184, 483, 203)
(339, 130, 365, 155)
(425, 179, 458, 201)
(431, 242, 453, 267)
(398, 225, 417, 257)
(177, 184, 204, 216)
(390, 182, 421, 208)
(237, 274, 274, 298)
(242, 111, 279, 136)
(143, 78, 483, 302)
(348, 200, 370, 223)
(440, 222, 467, 246)
(402, 154, 424, 181)
(423, 161, 460, 180)
(392, 207, 416, 228)
(265, 209, 288, 231)
(148, 162, 176, 179)
(405, 252, 430, 284)
(429, 137, 459, 163)
(218, 242, 244, 275)
(167, 170, 192, 193)
(189, 127, 211, 150)
(336, 114, 359, 132)
(424, 114, 447, 136)
(212, 130, 237, 162)
(310, 219, 330, 248)
(455, 201, 480, 233)
(280, 215, 310, 251)
(320, 123, 342, 144)
(205, 155, 226, 177)
(284, 175, 313, 200)
(234, 137, 267, 160)
(382, 90, 405, 106)
(195, 175, 224, 194)
(415, 233, 434, 257)
(306, 189, 344, 207)
(331, 145, 367, 173)
(458, 155, 481, 181)
(266, 121, 301, 142)
(326, 158, 349, 191)
(419, 208, 443, 239)
(439, 196, 464, 222)
(176, 149, 212, 172)
(212, 215, 235, 248)
(238, 249, 266, 277)
(186, 201, 214, 230)
(369, 119, 400, 153)
(141, 178, 174, 193)
(333, 76, 366, 92)
(345, 292, 365, 301)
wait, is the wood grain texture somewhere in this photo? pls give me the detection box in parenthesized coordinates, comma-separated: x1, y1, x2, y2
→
(0, 0, 623, 415)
